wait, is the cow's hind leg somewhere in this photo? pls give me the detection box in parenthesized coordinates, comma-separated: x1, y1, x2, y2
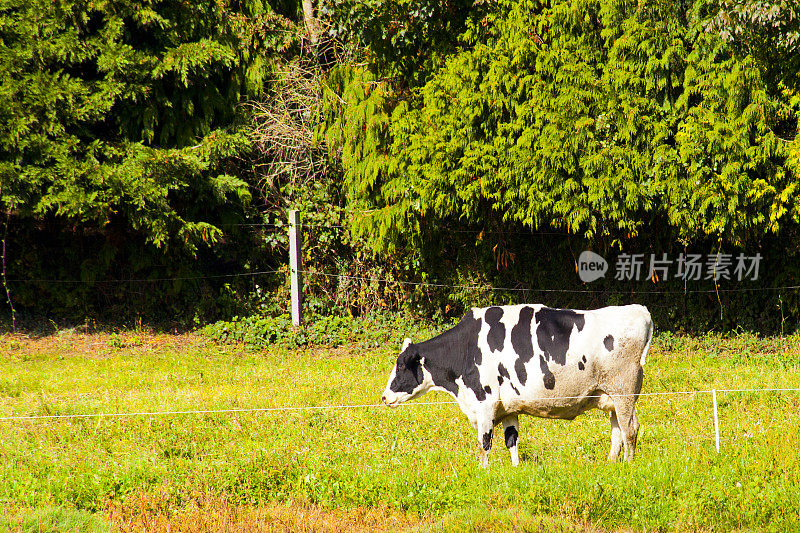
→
(611, 397, 640, 461)
(502, 415, 520, 466)
(608, 410, 623, 461)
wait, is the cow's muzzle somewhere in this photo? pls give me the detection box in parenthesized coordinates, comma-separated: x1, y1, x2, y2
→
(381, 391, 402, 407)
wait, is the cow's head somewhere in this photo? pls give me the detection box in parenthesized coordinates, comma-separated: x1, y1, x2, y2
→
(382, 338, 431, 407)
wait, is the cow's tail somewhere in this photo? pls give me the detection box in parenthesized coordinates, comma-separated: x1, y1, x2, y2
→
(640, 308, 653, 367)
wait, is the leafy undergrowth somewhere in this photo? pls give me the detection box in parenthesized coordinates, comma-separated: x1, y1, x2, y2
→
(197, 312, 454, 350)
(0, 327, 799, 532)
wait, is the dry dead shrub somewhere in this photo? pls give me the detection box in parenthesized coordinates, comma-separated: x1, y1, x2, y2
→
(247, 53, 329, 209)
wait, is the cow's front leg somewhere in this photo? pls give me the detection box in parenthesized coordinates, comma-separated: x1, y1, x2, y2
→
(502, 414, 520, 466)
(477, 419, 494, 468)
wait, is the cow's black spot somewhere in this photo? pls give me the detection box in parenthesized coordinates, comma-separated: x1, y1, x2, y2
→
(485, 307, 505, 352)
(497, 363, 520, 394)
(498, 363, 510, 381)
(418, 312, 487, 401)
(535, 307, 585, 366)
(582, 355, 587, 362)
(539, 355, 556, 389)
(604, 335, 614, 351)
(578, 361, 585, 371)
(514, 358, 527, 385)
(484, 385, 492, 395)
(512, 306, 535, 385)
(483, 428, 494, 451)
(504, 425, 518, 449)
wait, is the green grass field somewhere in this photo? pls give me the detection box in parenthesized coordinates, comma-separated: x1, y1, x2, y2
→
(1, 328, 799, 532)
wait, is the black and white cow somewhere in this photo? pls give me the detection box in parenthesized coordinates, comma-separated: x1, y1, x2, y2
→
(382, 304, 652, 466)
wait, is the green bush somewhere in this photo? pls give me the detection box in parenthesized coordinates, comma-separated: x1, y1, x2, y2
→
(198, 310, 454, 350)
(323, 0, 800, 249)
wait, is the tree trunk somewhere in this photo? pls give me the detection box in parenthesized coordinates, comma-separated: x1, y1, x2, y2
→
(302, 0, 319, 44)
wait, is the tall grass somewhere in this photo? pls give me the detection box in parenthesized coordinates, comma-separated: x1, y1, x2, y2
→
(0, 328, 798, 531)
(0, 507, 108, 533)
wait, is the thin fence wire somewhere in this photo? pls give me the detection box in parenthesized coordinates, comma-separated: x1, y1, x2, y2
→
(8, 270, 282, 284)
(2, 387, 798, 422)
(220, 223, 349, 229)
(303, 270, 800, 294)
(4, 220, 798, 293)
(6, 266, 800, 294)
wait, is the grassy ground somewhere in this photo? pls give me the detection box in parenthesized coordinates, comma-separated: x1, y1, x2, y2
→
(0, 328, 799, 531)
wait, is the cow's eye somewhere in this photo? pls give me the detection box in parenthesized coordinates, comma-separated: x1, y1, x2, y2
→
(398, 364, 405, 370)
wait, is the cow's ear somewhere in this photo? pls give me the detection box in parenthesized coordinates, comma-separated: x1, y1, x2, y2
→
(401, 337, 413, 352)
(413, 354, 425, 383)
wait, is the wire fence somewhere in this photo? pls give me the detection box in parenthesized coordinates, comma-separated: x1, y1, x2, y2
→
(4, 386, 799, 455)
(220, 221, 571, 236)
(7, 266, 800, 295)
(5, 220, 800, 294)
(2, 387, 799, 423)
(7, 270, 282, 284)
(301, 270, 800, 295)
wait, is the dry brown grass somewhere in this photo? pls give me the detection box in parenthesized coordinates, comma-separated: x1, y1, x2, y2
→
(0, 330, 226, 361)
(0, 329, 369, 362)
(108, 494, 420, 533)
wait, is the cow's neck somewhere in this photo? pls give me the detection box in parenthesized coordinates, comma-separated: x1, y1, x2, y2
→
(415, 313, 480, 397)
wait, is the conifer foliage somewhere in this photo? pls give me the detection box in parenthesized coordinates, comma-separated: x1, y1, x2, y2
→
(1, 0, 799, 329)
(322, 0, 800, 250)
(0, 0, 301, 319)
(0, 0, 294, 250)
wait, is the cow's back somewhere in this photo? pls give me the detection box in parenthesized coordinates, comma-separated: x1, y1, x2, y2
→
(470, 304, 651, 418)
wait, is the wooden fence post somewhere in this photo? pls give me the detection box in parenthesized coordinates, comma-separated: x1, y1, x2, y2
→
(289, 210, 303, 326)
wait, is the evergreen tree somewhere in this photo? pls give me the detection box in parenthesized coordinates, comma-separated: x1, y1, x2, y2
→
(0, 0, 299, 250)
(322, 0, 800, 250)
(0, 0, 300, 319)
